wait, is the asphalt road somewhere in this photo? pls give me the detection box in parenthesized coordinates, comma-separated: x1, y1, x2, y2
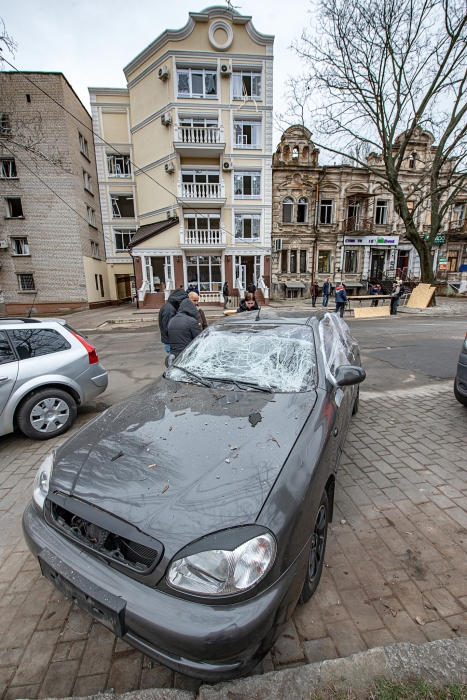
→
(80, 315, 467, 414)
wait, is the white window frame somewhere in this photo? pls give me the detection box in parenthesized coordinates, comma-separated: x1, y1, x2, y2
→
(234, 213, 261, 241)
(320, 199, 333, 225)
(17, 273, 35, 291)
(232, 71, 262, 100)
(1, 159, 17, 178)
(375, 200, 389, 225)
(110, 194, 135, 219)
(186, 254, 222, 292)
(87, 206, 96, 227)
(274, 238, 282, 251)
(179, 117, 218, 128)
(177, 68, 218, 98)
(83, 170, 93, 193)
(234, 120, 262, 149)
(181, 170, 220, 183)
(234, 171, 261, 198)
(79, 133, 89, 159)
(107, 153, 132, 178)
(183, 213, 220, 230)
(11, 237, 29, 256)
(91, 241, 99, 259)
(282, 197, 294, 223)
(297, 197, 309, 223)
(344, 249, 358, 273)
(114, 229, 136, 252)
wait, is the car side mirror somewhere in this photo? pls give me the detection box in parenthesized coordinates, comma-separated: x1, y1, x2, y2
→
(335, 365, 366, 387)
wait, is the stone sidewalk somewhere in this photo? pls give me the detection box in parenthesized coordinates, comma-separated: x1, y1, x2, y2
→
(1, 382, 467, 699)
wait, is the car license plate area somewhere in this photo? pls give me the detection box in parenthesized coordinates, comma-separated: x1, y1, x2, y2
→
(38, 548, 126, 637)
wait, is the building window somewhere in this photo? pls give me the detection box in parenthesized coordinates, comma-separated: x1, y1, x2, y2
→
(17, 273, 35, 291)
(234, 214, 260, 240)
(234, 120, 261, 148)
(79, 133, 89, 158)
(184, 213, 220, 232)
(274, 238, 282, 251)
(318, 250, 331, 273)
(320, 199, 333, 224)
(114, 229, 135, 252)
(297, 197, 308, 223)
(1, 159, 17, 178)
(12, 237, 29, 255)
(375, 200, 388, 225)
(300, 250, 307, 273)
(234, 172, 261, 198)
(99, 274, 104, 297)
(447, 250, 459, 272)
(0, 114, 11, 137)
(91, 241, 99, 259)
(111, 195, 135, 218)
(292, 147, 299, 160)
(26, 94, 31, 103)
(95, 274, 99, 291)
(186, 255, 222, 292)
(344, 250, 358, 273)
(181, 170, 220, 197)
(452, 202, 465, 226)
(409, 153, 416, 169)
(281, 249, 288, 273)
(87, 206, 96, 227)
(83, 170, 93, 193)
(5, 197, 23, 218)
(290, 250, 297, 273)
(282, 197, 294, 223)
(107, 153, 131, 177)
(232, 71, 261, 100)
(177, 68, 217, 98)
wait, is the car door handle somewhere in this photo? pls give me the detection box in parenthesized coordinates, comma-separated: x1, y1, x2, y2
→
(334, 428, 339, 436)
(0, 377, 9, 381)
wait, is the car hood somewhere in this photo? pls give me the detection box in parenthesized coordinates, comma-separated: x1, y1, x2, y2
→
(50, 377, 317, 557)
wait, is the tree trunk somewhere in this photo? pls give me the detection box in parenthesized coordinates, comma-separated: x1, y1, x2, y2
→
(404, 224, 436, 305)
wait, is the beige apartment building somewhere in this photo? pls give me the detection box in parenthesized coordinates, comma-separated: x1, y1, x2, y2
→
(89, 6, 274, 308)
(272, 125, 467, 298)
(0, 72, 111, 314)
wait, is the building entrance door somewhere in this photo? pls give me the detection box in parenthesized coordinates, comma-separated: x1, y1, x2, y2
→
(396, 251, 410, 278)
(370, 251, 385, 279)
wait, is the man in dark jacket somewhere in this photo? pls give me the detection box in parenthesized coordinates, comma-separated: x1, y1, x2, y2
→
(322, 278, 333, 307)
(223, 281, 229, 309)
(158, 288, 187, 353)
(310, 281, 319, 307)
(236, 292, 259, 313)
(334, 283, 347, 318)
(188, 291, 208, 330)
(168, 298, 201, 357)
(247, 281, 256, 294)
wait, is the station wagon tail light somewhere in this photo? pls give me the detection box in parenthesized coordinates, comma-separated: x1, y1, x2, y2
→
(70, 332, 99, 364)
(166, 532, 276, 596)
(33, 452, 54, 511)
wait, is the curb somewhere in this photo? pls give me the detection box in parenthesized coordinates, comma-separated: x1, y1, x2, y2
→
(399, 305, 467, 316)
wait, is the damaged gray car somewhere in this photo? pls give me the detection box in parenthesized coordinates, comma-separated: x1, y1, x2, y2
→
(23, 309, 365, 682)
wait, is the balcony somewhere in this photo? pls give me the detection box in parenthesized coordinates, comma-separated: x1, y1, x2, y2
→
(173, 125, 225, 157)
(179, 227, 227, 248)
(177, 181, 226, 207)
(344, 216, 375, 233)
(449, 219, 467, 233)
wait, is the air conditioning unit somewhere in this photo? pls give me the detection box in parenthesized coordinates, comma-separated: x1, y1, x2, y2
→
(222, 160, 233, 171)
(165, 161, 175, 173)
(166, 208, 177, 219)
(220, 61, 232, 77)
(274, 239, 282, 251)
(158, 65, 169, 81)
(0, 240, 8, 249)
(161, 112, 172, 126)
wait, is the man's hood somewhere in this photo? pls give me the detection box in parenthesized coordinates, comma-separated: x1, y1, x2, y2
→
(168, 289, 187, 306)
(178, 298, 200, 319)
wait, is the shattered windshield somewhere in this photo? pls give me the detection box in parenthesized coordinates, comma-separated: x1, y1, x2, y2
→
(165, 323, 316, 392)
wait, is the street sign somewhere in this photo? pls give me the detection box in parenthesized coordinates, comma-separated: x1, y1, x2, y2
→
(424, 234, 446, 244)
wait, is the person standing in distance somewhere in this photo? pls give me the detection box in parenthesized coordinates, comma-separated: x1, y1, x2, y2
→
(322, 278, 333, 307)
(310, 281, 319, 308)
(158, 288, 187, 354)
(222, 281, 229, 310)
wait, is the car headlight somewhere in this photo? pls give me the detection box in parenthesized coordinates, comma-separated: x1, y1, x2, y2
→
(33, 452, 54, 510)
(167, 531, 276, 596)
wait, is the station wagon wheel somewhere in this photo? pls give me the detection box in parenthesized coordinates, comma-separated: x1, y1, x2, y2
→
(299, 490, 329, 604)
(16, 388, 77, 440)
(454, 381, 467, 407)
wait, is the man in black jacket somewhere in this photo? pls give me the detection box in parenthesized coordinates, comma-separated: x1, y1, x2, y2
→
(158, 288, 187, 353)
(168, 298, 201, 357)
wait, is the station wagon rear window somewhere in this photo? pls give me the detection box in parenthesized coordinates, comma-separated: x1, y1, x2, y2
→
(8, 329, 71, 359)
(167, 324, 317, 392)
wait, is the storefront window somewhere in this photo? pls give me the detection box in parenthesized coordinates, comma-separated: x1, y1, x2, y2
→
(186, 255, 222, 292)
(344, 250, 358, 273)
(318, 250, 331, 273)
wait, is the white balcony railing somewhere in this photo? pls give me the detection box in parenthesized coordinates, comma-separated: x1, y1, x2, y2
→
(174, 125, 224, 144)
(178, 182, 225, 199)
(181, 228, 226, 246)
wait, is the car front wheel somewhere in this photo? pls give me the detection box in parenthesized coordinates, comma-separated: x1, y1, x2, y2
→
(299, 489, 329, 604)
(454, 380, 467, 407)
(16, 388, 77, 440)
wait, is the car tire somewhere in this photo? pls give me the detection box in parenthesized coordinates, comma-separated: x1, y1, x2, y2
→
(16, 388, 77, 440)
(352, 386, 360, 415)
(299, 489, 329, 604)
(454, 380, 467, 407)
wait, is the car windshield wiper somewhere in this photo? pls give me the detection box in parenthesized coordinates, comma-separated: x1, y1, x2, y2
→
(168, 365, 213, 388)
(205, 377, 274, 393)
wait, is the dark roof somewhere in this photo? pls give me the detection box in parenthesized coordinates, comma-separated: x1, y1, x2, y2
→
(129, 217, 179, 248)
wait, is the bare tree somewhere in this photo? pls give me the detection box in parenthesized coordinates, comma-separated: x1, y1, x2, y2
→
(0, 17, 17, 57)
(283, 0, 467, 286)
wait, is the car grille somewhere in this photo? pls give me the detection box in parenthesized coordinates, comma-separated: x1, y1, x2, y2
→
(46, 498, 161, 574)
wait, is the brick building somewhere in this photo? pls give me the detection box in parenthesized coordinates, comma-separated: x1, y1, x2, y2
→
(0, 72, 111, 314)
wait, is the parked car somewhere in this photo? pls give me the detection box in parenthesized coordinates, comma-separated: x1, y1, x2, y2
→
(23, 309, 364, 681)
(454, 331, 467, 407)
(0, 318, 108, 440)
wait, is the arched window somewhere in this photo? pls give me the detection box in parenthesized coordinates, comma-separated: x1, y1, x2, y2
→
(282, 197, 294, 223)
(409, 152, 416, 169)
(297, 197, 308, 223)
(292, 146, 299, 160)
(302, 146, 309, 161)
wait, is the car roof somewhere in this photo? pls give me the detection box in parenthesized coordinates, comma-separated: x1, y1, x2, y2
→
(0, 317, 67, 326)
(213, 308, 328, 327)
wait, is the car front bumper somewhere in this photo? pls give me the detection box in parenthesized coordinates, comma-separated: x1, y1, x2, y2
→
(22, 502, 307, 682)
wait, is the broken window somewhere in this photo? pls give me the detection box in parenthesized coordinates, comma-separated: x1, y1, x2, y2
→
(17, 273, 35, 291)
(282, 198, 294, 223)
(79, 133, 89, 158)
(12, 237, 29, 255)
(177, 68, 217, 98)
(5, 197, 23, 218)
(167, 323, 317, 392)
(297, 198, 308, 223)
(83, 170, 93, 193)
(319, 313, 356, 383)
(111, 195, 135, 218)
(107, 154, 131, 177)
(0, 114, 11, 138)
(232, 71, 261, 100)
(114, 229, 136, 251)
(87, 206, 96, 227)
(234, 214, 260, 240)
(375, 200, 388, 225)
(234, 172, 261, 197)
(91, 241, 99, 259)
(320, 199, 333, 224)
(1, 159, 17, 178)
(186, 255, 221, 292)
(234, 121, 261, 148)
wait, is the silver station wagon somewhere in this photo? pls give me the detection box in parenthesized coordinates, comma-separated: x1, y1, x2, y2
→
(0, 318, 108, 440)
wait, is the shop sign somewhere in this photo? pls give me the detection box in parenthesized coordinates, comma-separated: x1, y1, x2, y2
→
(343, 235, 399, 246)
(424, 233, 446, 244)
(438, 257, 448, 270)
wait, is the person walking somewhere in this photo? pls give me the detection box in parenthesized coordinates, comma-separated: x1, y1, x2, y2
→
(222, 281, 229, 310)
(236, 292, 259, 313)
(334, 282, 347, 318)
(390, 280, 403, 315)
(168, 298, 201, 357)
(188, 291, 208, 330)
(247, 281, 256, 294)
(370, 283, 383, 306)
(322, 278, 333, 307)
(310, 281, 319, 307)
(158, 288, 187, 354)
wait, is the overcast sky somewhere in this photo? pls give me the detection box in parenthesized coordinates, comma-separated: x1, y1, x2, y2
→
(2, 0, 311, 146)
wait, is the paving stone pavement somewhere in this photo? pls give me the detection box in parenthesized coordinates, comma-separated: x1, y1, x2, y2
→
(1, 382, 467, 699)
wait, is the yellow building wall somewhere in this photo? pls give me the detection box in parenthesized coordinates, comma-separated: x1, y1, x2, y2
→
(133, 226, 180, 250)
(106, 263, 134, 301)
(82, 257, 111, 303)
(102, 113, 130, 144)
